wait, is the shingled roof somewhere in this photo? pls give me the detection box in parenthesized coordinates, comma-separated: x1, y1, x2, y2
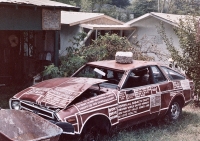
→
(0, 0, 80, 11)
(125, 12, 191, 27)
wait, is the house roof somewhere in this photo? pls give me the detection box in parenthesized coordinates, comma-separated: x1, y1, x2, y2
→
(61, 11, 124, 26)
(80, 24, 135, 30)
(0, 0, 80, 11)
(61, 11, 104, 26)
(125, 12, 188, 27)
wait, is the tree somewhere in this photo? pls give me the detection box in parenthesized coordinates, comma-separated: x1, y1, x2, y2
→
(127, 0, 200, 18)
(158, 15, 200, 98)
(55, 0, 111, 12)
(129, 0, 158, 18)
(80, 0, 92, 12)
(110, 0, 130, 8)
(97, 0, 112, 12)
(52, 0, 131, 21)
(162, 0, 200, 14)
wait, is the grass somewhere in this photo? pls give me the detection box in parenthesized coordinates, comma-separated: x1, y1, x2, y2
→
(101, 105, 200, 141)
(60, 104, 200, 141)
(1, 87, 200, 141)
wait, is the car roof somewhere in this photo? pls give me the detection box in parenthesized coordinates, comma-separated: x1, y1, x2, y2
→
(87, 60, 159, 71)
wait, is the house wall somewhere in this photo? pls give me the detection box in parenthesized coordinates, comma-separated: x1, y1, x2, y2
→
(60, 24, 82, 56)
(127, 17, 180, 66)
(0, 6, 42, 30)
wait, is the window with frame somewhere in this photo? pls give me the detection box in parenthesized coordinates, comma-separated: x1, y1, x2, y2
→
(123, 66, 167, 89)
(150, 66, 166, 83)
(123, 67, 150, 88)
(74, 65, 124, 84)
(161, 66, 185, 80)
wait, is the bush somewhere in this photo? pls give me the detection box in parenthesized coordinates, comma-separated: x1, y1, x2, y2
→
(43, 33, 151, 78)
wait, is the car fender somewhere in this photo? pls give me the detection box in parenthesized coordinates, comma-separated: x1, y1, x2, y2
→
(165, 93, 185, 114)
(79, 113, 111, 134)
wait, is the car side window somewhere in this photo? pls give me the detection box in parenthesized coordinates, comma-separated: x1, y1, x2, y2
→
(161, 66, 185, 80)
(150, 66, 166, 83)
(123, 67, 151, 88)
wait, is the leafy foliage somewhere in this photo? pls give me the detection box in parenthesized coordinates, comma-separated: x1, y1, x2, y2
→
(158, 15, 200, 97)
(109, 0, 130, 8)
(56, 0, 111, 12)
(43, 33, 151, 78)
(75, 33, 152, 62)
(43, 32, 87, 78)
(165, 0, 200, 15)
(43, 64, 62, 78)
(127, 0, 200, 18)
(54, 0, 200, 21)
(129, 0, 158, 18)
(54, 0, 131, 21)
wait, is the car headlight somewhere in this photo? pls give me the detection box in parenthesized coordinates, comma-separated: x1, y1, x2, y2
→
(11, 100, 21, 110)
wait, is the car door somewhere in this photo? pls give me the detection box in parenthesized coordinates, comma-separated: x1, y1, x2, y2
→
(161, 66, 193, 105)
(117, 65, 169, 125)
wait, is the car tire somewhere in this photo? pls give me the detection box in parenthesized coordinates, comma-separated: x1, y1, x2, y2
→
(81, 125, 100, 141)
(165, 99, 182, 122)
(80, 116, 110, 141)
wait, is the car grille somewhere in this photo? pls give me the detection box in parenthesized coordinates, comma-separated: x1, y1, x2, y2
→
(20, 101, 56, 120)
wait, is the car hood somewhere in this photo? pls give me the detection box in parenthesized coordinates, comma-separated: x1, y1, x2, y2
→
(14, 77, 107, 108)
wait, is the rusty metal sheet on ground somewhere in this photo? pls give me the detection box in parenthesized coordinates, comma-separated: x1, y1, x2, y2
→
(0, 109, 63, 141)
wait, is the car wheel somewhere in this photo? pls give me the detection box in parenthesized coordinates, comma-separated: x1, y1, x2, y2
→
(81, 125, 100, 141)
(166, 99, 182, 121)
(81, 116, 110, 141)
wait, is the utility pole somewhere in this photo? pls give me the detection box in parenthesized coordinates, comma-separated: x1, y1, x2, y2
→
(158, 0, 160, 12)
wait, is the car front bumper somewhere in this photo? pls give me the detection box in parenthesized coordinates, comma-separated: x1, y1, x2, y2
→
(49, 120, 75, 135)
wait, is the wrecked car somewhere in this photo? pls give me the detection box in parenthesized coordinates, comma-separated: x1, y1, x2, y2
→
(9, 58, 194, 140)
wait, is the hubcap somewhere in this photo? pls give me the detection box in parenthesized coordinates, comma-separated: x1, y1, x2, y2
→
(170, 102, 180, 119)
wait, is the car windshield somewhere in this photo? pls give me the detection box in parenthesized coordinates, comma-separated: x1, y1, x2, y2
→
(73, 65, 124, 86)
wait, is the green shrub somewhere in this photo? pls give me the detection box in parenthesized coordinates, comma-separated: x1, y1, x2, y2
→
(43, 33, 151, 78)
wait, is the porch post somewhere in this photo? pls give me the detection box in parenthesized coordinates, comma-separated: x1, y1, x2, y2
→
(120, 30, 123, 37)
(54, 30, 59, 67)
(95, 30, 98, 39)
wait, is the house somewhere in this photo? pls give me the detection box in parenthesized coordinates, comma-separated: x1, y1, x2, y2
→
(0, 0, 79, 85)
(60, 11, 135, 56)
(125, 12, 186, 67)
